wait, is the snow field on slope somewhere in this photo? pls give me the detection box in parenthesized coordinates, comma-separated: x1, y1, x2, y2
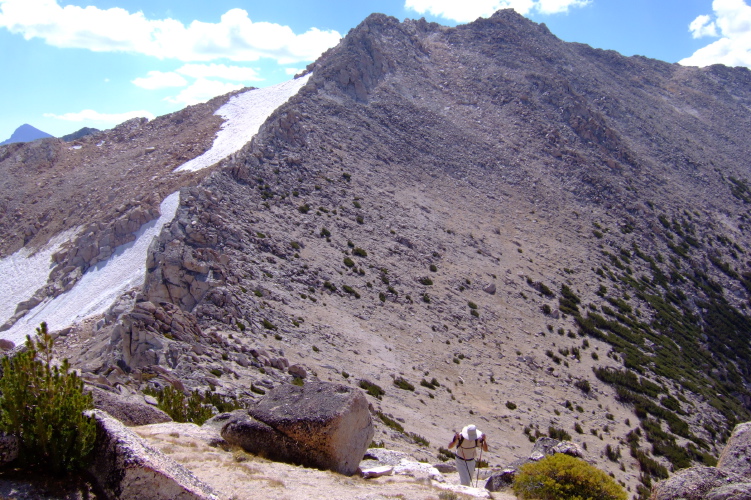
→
(1, 192, 180, 344)
(0, 229, 78, 327)
(176, 74, 311, 173)
(0, 75, 311, 343)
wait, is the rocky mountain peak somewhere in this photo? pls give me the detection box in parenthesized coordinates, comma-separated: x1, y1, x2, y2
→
(3, 10, 751, 499)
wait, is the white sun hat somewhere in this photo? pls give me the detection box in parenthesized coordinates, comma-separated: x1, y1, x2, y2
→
(461, 424, 483, 441)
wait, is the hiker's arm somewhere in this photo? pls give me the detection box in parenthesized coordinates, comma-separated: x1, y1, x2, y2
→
(448, 433, 459, 449)
(480, 435, 489, 451)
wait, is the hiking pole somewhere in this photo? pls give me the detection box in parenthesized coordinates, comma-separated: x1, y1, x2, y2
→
(475, 446, 483, 488)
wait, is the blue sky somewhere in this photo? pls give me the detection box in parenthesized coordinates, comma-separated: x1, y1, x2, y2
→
(1, 0, 750, 140)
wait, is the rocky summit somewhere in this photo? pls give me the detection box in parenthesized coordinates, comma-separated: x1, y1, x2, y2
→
(2, 9, 751, 499)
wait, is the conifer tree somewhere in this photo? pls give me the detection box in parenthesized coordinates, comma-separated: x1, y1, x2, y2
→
(0, 323, 95, 474)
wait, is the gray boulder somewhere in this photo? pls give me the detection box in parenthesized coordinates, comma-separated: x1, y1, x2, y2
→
(706, 483, 751, 500)
(89, 386, 172, 426)
(718, 422, 751, 478)
(222, 380, 373, 475)
(651, 421, 751, 500)
(86, 410, 218, 500)
(650, 466, 742, 500)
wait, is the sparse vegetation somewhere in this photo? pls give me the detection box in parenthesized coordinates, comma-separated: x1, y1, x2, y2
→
(359, 379, 385, 399)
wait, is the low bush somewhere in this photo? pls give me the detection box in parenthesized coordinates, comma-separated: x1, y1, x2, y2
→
(513, 453, 626, 500)
(359, 379, 385, 399)
(0, 323, 95, 475)
(394, 377, 415, 391)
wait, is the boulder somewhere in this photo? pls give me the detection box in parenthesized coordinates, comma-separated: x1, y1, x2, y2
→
(717, 422, 751, 478)
(650, 466, 742, 500)
(222, 381, 373, 475)
(0, 339, 15, 351)
(485, 468, 516, 492)
(483, 283, 496, 294)
(361, 466, 393, 478)
(288, 364, 307, 379)
(89, 386, 172, 426)
(651, 421, 751, 500)
(705, 483, 751, 500)
(86, 410, 218, 500)
(360, 448, 444, 482)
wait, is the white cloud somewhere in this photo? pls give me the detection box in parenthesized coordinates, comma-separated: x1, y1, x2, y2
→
(284, 67, 303, 76)
(404, 0, 588, 22)
(176, 63, 262, 82)
(689, 14, 718, 38)
(43, 109, 155, 122)
(132, 70, 187, 89)
(0, 0, 341, 63)
(165, 78, 244, 105)
(681, 0, 751, 68)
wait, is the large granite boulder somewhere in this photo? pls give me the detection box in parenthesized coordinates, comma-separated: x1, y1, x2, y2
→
(717, 422, 751, 478)
(221, 380, 373, 475)
(86, 410, 218, 500)
(651, 421, 751, 500)
(89, 386, 172, 426)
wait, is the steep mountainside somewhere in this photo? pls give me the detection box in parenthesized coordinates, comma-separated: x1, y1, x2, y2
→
(2, 10, 751, 499)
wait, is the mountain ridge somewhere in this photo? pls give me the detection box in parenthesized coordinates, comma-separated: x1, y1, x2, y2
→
(2, 9, 751, 498)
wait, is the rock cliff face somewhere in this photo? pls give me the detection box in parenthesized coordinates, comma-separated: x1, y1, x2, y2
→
(4, 9, 751, 498)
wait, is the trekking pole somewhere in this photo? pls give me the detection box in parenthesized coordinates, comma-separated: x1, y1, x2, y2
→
(475, 446, 483, 488)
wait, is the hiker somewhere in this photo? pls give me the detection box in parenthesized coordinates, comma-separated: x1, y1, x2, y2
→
(448, 424, 488, 486)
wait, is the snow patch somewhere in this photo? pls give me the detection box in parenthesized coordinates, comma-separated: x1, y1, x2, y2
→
(175, 74, 311, 173)
(0, 229, 79, 327)
(1, 192, 180, 344)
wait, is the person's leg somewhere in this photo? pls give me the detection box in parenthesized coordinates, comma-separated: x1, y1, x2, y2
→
(466, 459, 476, 486)
(455, 456, 472, 485)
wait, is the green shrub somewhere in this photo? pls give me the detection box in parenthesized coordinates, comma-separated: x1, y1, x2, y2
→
(437, 446, 454, 462)
(394, 377, 415, 391)
(343, 257, 355, 268)
(548, 426, 572, 441)
(144, 385, 240, 425)
(359, 379, 385, 399)
(0, 323, 95, 474)
(409, 432, 430, 446)
(262, 318, 277, 330)
(513, 453, 626, 500)
(506, 401, 517, 410)
(376, 411, 403, 433)
(429, 264, 437, 272)
(419, 277, 433, 286)
(353, 247, 368, 257)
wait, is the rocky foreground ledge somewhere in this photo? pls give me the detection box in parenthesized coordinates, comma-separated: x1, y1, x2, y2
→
(2, 377, 751, 499)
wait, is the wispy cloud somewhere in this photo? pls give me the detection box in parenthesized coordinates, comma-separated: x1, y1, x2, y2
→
(404, 0, 590, 23)
(164, 79, 244, 105)
(0, 0, 341, 64)
(43, 109, 155, 122)
(132, 70, 188, 90)
(681, 0, 751, 68)
(176, 63, 262, 82)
